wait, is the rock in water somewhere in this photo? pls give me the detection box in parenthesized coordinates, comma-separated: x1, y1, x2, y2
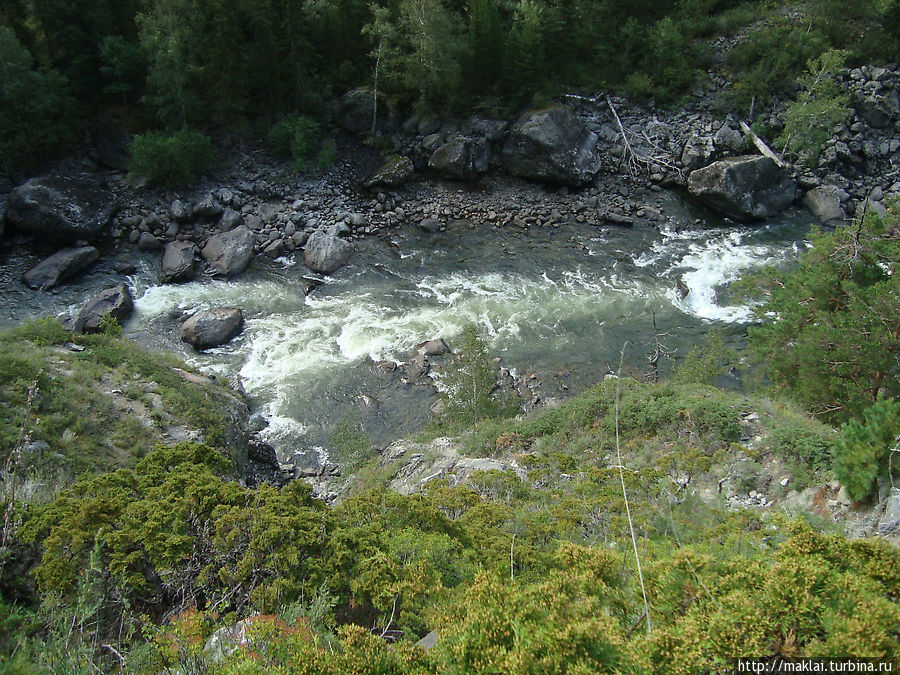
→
(6, 175, 117, 243)
(74, 284, 134, 333)
(180, 308, 244, 350)
(161, 241, 196, 283)
(802, 185, 849, 227)
(23, 246, 99, 290)
(201, 226, 254, 277)
(428, 137, 490, 180)
(502, 106, 601, 186)
(686, 155, 795, 221)
(303, 230, 353, 274)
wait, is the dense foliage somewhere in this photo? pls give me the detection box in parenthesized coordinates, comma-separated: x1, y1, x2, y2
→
(1, 0, 899, 175)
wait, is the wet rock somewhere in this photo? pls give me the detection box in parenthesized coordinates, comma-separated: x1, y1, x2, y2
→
(161, 240, 196, 283)
(303, 230, 353, 274)
(201, 225, 254, 277)
(428, 136, 490, 180)
(686, 155, 795, 221)
(419, 338, 450, 356)
(23, 246, 99, 290)
(502, 106, 601, 186)
(180, 307, 244, 350)
(6, 175, 117, 243)
(136, 232, 162, 251)
(74, 284, 134, 333)
(802, 185, 849, 227)
(418, 217, 441, 233)
(365, 155, 415, 188)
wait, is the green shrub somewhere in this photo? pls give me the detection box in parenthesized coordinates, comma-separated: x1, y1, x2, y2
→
(267, 114, 336, 173)
(834, 398, 900, 501)
(128, 127, 213, 186)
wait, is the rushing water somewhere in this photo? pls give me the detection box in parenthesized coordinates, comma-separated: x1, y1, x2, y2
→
(0, 203, 812, 466)
(126, 209, 809, 464)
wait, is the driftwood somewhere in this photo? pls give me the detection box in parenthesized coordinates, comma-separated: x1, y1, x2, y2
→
(739, 121, 787, 168)
(606, 96, 683, 177)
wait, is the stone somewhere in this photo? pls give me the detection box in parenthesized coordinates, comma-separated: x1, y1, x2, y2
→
(686, 155, 796, 221)
(802, 185, 849, 227)
(180, 308, 244, 350)
(192, 194, 224, 219)
(338, 87, 395, 134)
(418, 217, 441, 233)
(136, 232, 162, 251)
(502, 106, 601, 186)
(6, 175, 117, 243)
(422, 133, 444, 153)
(462, 117, 508, 141)
(419, 338, 450, 356)
(170, 199, 193, 222)
(714, 123, 744, 152)
(680, 135, 716, 170)
(73, 284, 134, 333)
(855, 93, 896, 129)
(365, 155, 414, 188)
(23, 246, 99, 290)
(428, 136, 490, 180)
(161, 240, 196, 283)
(877, 491, 900, 535)
(201, 225, 254, 277)
(303, 230, 353, 274)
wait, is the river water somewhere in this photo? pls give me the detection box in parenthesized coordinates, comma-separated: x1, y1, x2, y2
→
(0, 202, 812, 467)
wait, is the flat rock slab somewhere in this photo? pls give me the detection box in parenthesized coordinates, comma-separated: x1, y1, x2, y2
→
(74, 284, 134, 333)
(23, 246, 99, 290)
(6, 175, 117, 243)
(181, 307, 244, 350)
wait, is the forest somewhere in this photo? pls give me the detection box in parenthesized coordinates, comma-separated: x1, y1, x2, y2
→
(1, 0, 899, 176)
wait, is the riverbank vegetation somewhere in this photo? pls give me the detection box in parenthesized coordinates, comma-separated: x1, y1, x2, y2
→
(1, 0, 899, 176)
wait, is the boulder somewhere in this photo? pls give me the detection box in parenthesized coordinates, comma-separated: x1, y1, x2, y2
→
(365, 155, 415, 188)
(855, 91, 898, 129)
(73, 284, 134, 333)
(686, 155, 796, 221)
(161, 240, 196, 283)
(192, 194, 224, 219)
(6, 175, 117, 243)
(201, 225, 254, 277)
(219, 207, 242, 229)
(713, 123, 745, 152)
(502, 106, 601, 186)
(680, 135, 716, 170)
(877, 491, 900, 536)
(462, 117, 508, 141)
(339, 87, 395, 134)
(170, 199, 193, 222)
(23, 246, 99, 290)
(418, 217, 441, 233)
(303, 230, 353, 274)
(180, 308, 244, 350)
(802, 185, 849, 227)
(419, 338, 450, 356)
(136, 232, 162, 251)
(428, 137, 490, 180)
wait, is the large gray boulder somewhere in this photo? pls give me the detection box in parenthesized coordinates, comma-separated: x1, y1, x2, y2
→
(74, 284, 134, 333)
(428, 137, 490, 180)
(802, 185, 849, 227)
(303, 230, 353, 274)
(365, 155, 415, 188)
(161, 240, 196, 283)
(502, 106, 601, 186)
(201, 226, 254, 277)
(180, 308, 244, 350)
(23, 246, 99, 290)
(687, 156, 796, 221)
(339, 87, 395, 134)
(6, 175, 117, 243)
(680, 135, 716, 170)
